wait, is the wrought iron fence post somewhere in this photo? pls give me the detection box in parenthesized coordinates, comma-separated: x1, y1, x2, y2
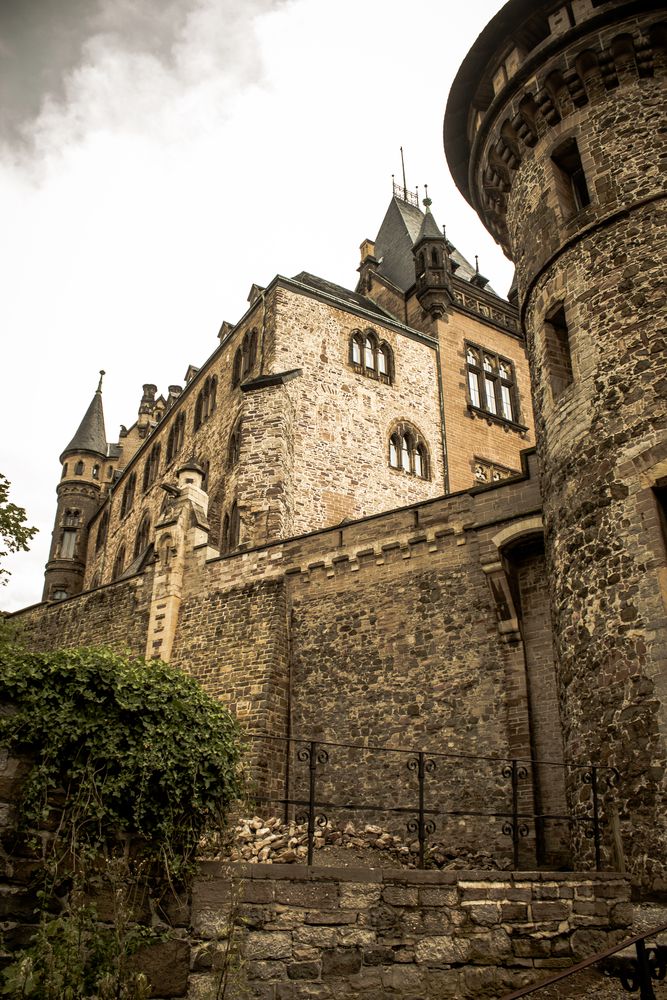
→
(510, 759, 520, 870)
(306, 740, 317, 866)
(407, 752, 435, 869)
(591, 765, 601, 871)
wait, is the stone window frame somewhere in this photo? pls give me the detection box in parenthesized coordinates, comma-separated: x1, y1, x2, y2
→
(349, 329, 393, 385)
(95, 509, 109, 552)
(60, 529, 78, 560)
(74, 460, 84, 475)
(232, 329, 259, 388)
(550, 136, 591, 221)
(134, 513, 151, 559)
(227, 418, 242, 469)
(473, 456, 519, 486)
(221, 501, 240, 553)
(543, 302, 574, 402)
(142, 443, 161, 493)
(112, 543, 126, 581)
(194, 375, 218, 431)
(166, 411, 186, 465)
(465, 341, 526, 431)
(120, 472, 137, 519)
(63, 508, 80, 528)
(388, 421, 430, 480)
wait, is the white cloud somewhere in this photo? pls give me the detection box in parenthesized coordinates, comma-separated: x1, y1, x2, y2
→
(0, 0, 510, 612)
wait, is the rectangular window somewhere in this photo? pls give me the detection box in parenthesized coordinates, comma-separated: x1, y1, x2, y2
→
(61, 529, 77, 558)
(466, 343, 518, 425)
(551, 138, 590, 219)
(544, 304, 574, 400)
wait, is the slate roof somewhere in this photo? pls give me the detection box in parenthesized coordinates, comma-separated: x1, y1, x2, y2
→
(61, 384, 108, 461)
(291, 272, 393, 318)
(373, 195, 497, 295)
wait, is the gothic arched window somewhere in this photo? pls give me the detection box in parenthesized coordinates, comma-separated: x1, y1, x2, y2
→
(349, 329, 393, 384)
(120, 472, 136, 519)
(194, 376, 218, 431)
(112, 544, 126, 580)
(166, 412, 186, 465)
(227, 420, 242, 468)
(134, 514, 151, 558)
(142, 444, 161, 492)
(388, 425, 430, 479)
(95, 510, 109, 551)
(74, 461, 84, 475)
(221, 501, 240, 553)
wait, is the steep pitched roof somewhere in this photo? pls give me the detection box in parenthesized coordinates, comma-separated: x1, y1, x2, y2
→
(60, 380, 108, 460)
(291, 271, 393, 318)
(372, 195, 497, 295)
(414, 206, 444, 244)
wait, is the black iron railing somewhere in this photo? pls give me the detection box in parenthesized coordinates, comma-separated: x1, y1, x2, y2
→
(500, 921, 667, 999)
(246, 733, 619, 870)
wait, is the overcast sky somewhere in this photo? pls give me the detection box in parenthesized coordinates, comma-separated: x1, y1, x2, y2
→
(0, 0, 511, 612)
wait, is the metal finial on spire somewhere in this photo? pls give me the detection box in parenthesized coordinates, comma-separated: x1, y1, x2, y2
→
(423, 183, 432, 210)
(475, 255, 480, 274)
(400, 146, 407, 200)
(97, 370, 106, 392)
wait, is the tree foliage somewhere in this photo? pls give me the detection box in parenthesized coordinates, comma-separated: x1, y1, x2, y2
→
(0, 472, 37, 585)
(0, 645, 245, 866)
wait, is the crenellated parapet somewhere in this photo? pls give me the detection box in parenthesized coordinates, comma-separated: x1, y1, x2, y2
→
(446, 0, 666, 291)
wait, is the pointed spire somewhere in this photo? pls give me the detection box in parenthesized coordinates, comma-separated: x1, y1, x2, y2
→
(60, 372, 108, 461)
(414, 193, 444, 244)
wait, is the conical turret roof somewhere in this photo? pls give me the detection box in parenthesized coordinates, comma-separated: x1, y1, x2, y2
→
(60, 371, 108, 462)
(414, 205, 444, 244)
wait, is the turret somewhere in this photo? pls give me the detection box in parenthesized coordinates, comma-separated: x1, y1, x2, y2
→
(412, 195, 453, 319)
(42, 372, 109, 602)
(445, 0, 667, 889)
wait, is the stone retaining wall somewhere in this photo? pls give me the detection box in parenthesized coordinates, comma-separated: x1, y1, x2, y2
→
(183, 863, 632, 1000)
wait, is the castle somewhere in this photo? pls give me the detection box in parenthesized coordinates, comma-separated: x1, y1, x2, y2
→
(13, 0, 667, 891)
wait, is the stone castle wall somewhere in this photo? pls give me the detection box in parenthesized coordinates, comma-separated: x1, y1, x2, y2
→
(12, 453, 577, 870)
(186, 862, 631, 1000)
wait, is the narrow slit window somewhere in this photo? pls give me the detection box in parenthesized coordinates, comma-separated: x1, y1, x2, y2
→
(551, 138, 590, 218)
(544, 304, 574, 400)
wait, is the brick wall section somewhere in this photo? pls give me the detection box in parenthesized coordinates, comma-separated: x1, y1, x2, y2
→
(514, 545, 568, 864)
(170, 579, 290, 801)
(276, 287, 447, 527)
(438, 310, 535, 493)
(13, 454, 563, 865)
(187, 862, 631, 1000)
(13, 573, 150, 656)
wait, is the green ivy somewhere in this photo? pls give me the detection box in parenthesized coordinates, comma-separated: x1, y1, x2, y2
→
(0, 645, 245, 867)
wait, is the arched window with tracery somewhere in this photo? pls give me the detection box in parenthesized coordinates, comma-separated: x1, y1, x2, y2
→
(221, 501, 240, 553)
(227, 420, 242, 468)
(194, 375, 217, 431)
(349, 329, 393, 384)
(232, 329, 259, 387)
(134, 514, 151, 559)
(120, 472, 136, 518)
(63, 508, 80, 528)
(166, 412, 186, 464)
(388, 424, 430, 479)
(95, 510, 109, 551)
(112, 544, 126, 581)
(142, 444, 161, 492)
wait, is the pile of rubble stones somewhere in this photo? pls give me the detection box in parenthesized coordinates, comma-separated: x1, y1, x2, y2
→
(201, 816, 508, 870)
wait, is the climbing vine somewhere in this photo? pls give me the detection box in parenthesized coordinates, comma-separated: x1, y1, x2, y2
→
(0, 645, 245, 997)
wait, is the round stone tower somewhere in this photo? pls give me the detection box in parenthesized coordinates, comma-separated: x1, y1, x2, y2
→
(43, 373, 109, 602)
(445, 0, 667, 888)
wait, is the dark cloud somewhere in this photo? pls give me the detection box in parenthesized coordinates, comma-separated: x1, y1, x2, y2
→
(0, 0, 204, 145)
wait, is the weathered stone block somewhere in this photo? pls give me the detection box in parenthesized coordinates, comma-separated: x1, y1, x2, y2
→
(415, 935, 473, 965)
(129, 939, 190, 998)
(245, 932, 293, 961)
(321, 947, 362, 977)
(287, 961, 321, 980)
